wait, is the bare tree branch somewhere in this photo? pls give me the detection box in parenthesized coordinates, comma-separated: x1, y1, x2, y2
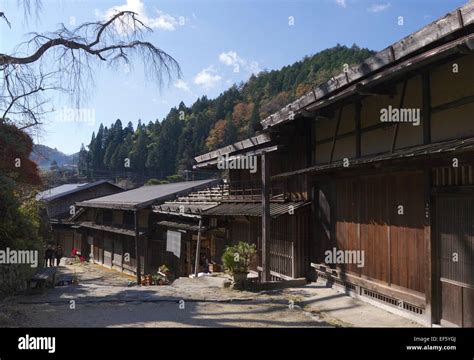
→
(0, 10, 181, 129)
(0, 12, 11, 28)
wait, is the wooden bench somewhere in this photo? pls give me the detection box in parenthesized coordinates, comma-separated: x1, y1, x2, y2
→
(28, 267, 57, 290)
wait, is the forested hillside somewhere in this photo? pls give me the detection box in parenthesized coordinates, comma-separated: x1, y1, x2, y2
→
(77, 44, 374, 181)
(31, 145, 78, 169)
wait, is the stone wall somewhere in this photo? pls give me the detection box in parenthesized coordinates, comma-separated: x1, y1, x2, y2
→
(0, 265, 35, 297)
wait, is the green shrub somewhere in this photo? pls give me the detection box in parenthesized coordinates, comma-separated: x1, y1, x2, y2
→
(222, 242, 256, 275)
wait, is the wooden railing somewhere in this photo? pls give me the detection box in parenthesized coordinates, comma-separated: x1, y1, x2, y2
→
(221, 180, 286, 202)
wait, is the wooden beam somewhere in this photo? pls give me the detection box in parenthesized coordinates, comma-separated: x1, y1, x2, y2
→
(431, 94, 474, 114)
(194, 218, 203, 278)
(329, 103, 344, 163)
(355, 83, 396, 96)
(134, 210, 141, 285)
(391, 79, 408, 153)
(315, 114, 398, 146)
(257, 266, 294, 281)
(306, 117, 314, 167)
(422, 72, 432, 144)
(300, 108, 316, 118)
(261, 152, 271, 282)
(311, 262, 426, 308)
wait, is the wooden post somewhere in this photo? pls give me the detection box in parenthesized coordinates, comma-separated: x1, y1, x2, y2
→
(329, 104, 344, 163)
(121, 237, 124, 273)
(422, 71, 431, 145)
(391, 79, 408, 153)
(194, 218, 203, 278)
(306, 117, 314, 167)
(291, 239, 295, 279)
(422, 70, 434, 325)
(261, 152, 271, 282)
(424, 169, 434, 325)
(355, 98, 361, 158)
(134, 210, 141, 285)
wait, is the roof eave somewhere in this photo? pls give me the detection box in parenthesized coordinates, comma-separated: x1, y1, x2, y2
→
(261, 2, 474, 130)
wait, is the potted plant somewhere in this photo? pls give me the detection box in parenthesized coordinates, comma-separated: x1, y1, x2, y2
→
(222, 242, 256, 285)
(156, 265, 171, 284)
(158, 264, 171, 277)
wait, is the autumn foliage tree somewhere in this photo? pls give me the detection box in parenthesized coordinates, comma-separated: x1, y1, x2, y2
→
(0, 122, 41, 185)
(78, 45, 375, 179)
(0, 3, 180, 292)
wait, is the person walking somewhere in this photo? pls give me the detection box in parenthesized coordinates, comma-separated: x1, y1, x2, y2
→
(55, 245, 63, 266)
(44, 245, 53, 267)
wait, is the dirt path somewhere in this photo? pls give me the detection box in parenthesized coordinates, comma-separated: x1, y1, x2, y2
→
(0, 263, 329, 328)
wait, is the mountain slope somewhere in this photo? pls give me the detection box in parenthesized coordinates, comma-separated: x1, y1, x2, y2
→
(77, 44, 375, 180)
(31, 144, 78, 169)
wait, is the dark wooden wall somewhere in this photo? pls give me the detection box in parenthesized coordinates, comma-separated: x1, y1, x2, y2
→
(436, 194, 474, 327)
(317, 170, 426, 294)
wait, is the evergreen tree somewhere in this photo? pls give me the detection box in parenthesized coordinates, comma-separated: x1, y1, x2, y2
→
(129, 127, 149, 176)
(80, 45, 374, 181)
(78, 143, 88, 175)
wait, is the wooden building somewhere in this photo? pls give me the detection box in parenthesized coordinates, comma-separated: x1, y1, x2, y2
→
(194, 3, 474, 326)
(36, 180, 123, 256)
(194, 134, 312, 281)
(73, 179, 218, 282)
(153, 184, 226, 278)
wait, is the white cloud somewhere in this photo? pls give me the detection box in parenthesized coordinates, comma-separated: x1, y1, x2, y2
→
(148, 10, 178, 31)
(335, 0, 347, 8)
(367, 2, 391, 13)
(194, 67, 222, 89)
(97, 0, 180, 32)
(218, 50, 261, 74)
(174, 79, 191, 92)
(219, 51, 242, 66)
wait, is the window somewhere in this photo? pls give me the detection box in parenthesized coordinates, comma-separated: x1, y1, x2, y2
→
(123, 211, 134, 228)
(103, 209, 113, 224)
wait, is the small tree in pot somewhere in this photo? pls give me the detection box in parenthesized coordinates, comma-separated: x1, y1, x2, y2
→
(222, 242, 256, 285)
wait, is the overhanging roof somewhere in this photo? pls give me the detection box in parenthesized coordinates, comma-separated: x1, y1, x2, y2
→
(194, 133, 272, 165)
(194, 144, 278, 169)
(36, 180, 121, 202)
(261, 2, 474, 130)
(76, 179, 219, 210)
(203, 201, 311, 218)
(157, 220, 203, 232)
(154, 202, 219, 216)
(301, 34, 474, 119)
(272, 136, 474, 180)
(77, 222, 146, 237)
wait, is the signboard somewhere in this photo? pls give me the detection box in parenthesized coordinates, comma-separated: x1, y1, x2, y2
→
(166, 230, 181, 258)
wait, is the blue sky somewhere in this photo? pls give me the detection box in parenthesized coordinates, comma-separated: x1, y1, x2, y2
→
(0, 0, 467, 154)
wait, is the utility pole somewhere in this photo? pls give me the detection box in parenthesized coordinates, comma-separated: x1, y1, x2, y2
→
(194, 218, 203, 278)
(134, 209, 141, 285)
(261, 152, 270, 282)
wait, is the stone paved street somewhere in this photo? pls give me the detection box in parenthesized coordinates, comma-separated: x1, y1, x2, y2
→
(0, 262, 421, 328)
